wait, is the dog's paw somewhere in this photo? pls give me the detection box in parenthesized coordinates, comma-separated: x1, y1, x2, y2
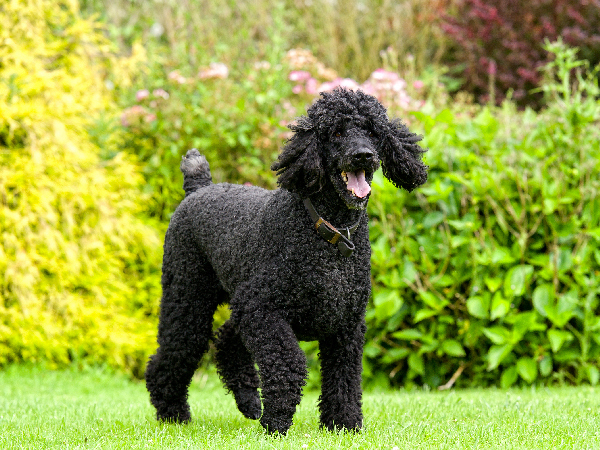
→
(234, 387, 262, 420)
(260, 414, 292, 435)
(156, 403, 191, 424)
(320, 416, 363, 433)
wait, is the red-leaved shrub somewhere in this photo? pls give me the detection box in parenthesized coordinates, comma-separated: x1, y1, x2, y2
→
(442, 0, 600, 107)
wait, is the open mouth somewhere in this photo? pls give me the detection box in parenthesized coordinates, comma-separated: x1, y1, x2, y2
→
(341, 170, 371, 199)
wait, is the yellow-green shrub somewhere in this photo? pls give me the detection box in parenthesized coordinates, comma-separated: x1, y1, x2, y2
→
(0, 0, 162, 377)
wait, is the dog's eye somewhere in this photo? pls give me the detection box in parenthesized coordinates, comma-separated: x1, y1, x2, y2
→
(335, 132, 342, 137)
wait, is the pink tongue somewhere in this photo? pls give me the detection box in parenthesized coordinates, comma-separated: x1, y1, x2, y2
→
(346, 170, 371, 198)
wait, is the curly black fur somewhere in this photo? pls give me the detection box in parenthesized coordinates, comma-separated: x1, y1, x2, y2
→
(145, 88, 428, 435)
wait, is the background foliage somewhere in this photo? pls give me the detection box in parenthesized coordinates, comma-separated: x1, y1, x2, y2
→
(2, 0, 600, 389)
(0, 0, 161, 377)
(364, 42, 600, 388)
(117, 59, 291, 220)
(441, 0, 600, 107)
(80, 0, 453, 82)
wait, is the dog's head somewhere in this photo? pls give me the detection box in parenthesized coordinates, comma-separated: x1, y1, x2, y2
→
(272, 88, 428, 209)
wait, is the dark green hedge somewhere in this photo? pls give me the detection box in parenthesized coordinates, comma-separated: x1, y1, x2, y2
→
(364, 42, 600, 388)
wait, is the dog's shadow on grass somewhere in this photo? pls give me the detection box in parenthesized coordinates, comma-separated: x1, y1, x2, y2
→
(138, 395, 336, 442)
(143, 415, 326, 441)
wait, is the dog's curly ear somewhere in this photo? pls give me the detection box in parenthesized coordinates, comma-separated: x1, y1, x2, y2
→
(379, 118, 428, 192)
(271, 116, 325, 196)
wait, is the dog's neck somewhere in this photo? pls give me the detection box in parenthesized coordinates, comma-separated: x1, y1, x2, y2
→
(307, 184, 365, 229)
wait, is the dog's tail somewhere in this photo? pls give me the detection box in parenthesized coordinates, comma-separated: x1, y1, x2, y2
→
(180, 149, 212, 196)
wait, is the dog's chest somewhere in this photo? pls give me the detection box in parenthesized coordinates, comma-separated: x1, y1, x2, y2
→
(291, 256, 370, 337)
(314, 264, 359, 303)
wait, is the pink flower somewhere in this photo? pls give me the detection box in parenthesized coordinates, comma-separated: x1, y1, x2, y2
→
(391, 79, 407, 91)
(121, 105, 147, 127)
(254, 61, 271, 70)
(292, 85, 303, 94)
(153, 89, 169, 99)
(318, 81, 334, 92)
(145, 113, 157, 122)
(488, 59, 497, 76)
(305, 78, 318, 95)
(120, 112, 129, 127)
(289, 70, 311, 82)
(397, 92, 412, 109)
(212, 62, 229, 78)
(281, 100, 295, 115)
(130, 105, 145, 114)
(136, 89, 149, 102)
(338, 78, 360, 90)
(319, 78, 360, 93)
(319, 78, 360, 92)
(370, 69, 399, 82)
(168, 70, 187, 84)
(198, 62, 229, 79)
(413, 80, 424, 90)
(359, 82, 376, 96)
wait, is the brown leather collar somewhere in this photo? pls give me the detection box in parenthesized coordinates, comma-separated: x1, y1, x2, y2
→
(303, 198, 360, 257)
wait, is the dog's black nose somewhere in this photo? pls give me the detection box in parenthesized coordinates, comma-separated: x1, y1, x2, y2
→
(351, 148, 375, 166)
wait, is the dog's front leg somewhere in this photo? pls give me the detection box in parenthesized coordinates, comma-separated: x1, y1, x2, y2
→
(318, 321, 366, 432)
(235, 309, 307, 435)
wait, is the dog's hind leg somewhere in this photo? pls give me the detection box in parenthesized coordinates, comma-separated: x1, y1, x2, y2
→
(145, 232, 220, 423)
(214, 319, 261, 420)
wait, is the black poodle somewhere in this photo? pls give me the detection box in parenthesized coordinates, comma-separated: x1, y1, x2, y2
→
(145, 88, 428, 434)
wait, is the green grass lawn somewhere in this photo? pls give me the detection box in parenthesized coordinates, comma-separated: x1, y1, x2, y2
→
(0, 366, 599, 449)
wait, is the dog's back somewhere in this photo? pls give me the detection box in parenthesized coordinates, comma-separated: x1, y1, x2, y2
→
(174, 150, 277, 293)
